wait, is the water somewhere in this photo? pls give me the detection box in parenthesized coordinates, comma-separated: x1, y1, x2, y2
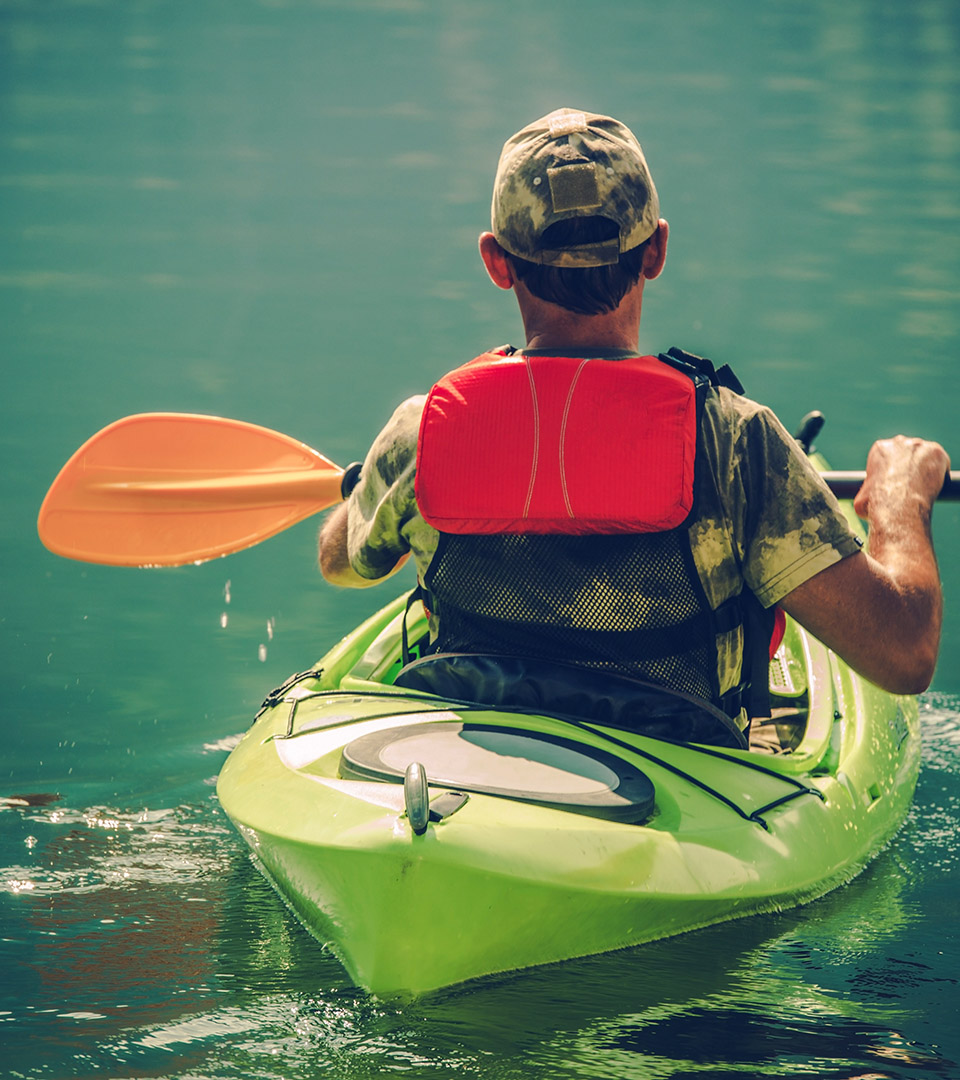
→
(2, 0, 959, 1076)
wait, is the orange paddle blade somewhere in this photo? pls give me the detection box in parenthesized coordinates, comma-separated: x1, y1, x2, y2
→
(38, 413, 345, 566)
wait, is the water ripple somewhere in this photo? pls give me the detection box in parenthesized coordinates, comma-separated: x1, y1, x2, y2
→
(2, 802, 235, 897)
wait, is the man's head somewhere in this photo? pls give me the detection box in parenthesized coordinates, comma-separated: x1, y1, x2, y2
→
(484, 108, 665, 316)
(492, 107, 660, 269)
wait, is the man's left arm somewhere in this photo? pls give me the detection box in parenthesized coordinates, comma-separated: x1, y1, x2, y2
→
(316, 396, 424, 589)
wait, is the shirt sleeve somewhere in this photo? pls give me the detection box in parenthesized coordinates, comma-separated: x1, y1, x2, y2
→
(732, 399, 863, 607)
(345, 396, 425, 580)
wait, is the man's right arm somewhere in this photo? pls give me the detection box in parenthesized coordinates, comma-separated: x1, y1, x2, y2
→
(780, 436, 949, 694)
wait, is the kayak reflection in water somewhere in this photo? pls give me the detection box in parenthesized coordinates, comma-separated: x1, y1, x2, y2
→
(318, 107, 949, 745)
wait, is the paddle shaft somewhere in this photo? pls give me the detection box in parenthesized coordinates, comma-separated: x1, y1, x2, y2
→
(822, 470, 959, 501)
(90, 469, 959, 513)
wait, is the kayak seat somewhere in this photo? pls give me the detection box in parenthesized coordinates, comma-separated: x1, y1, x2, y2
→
(393, 652, 747, 750)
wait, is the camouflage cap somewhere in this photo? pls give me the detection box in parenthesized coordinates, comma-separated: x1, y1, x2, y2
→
(491, 107, 660, 268)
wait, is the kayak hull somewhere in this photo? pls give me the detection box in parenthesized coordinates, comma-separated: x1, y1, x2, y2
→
(218, 590, 920, 997)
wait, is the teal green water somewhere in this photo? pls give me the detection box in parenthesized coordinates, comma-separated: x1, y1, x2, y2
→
(3, 1, 959, 1076)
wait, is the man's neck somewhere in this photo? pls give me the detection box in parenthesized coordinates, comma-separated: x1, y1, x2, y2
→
(523, 325, 640, 352)
(516, 279, 643, 354)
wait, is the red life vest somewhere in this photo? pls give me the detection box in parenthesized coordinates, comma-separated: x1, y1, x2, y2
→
(415, 350, 698, 535)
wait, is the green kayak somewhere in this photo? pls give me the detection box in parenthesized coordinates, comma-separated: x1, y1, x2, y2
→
(217, 499, 920, 998)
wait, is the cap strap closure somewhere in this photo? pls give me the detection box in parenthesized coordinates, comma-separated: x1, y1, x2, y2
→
(548, 110, 588, 137)
(537, 238, 620, 268)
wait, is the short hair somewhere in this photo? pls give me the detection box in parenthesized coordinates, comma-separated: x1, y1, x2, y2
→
(504, 217, 651, 316)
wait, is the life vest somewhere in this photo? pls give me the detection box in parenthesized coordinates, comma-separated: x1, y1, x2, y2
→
(413, 347, 774, 720)
(415, 350, 698, 535)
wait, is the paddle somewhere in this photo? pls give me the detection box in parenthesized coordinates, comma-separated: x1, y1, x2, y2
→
(37, 413, 346, 567)
(37, 412, 959, 568)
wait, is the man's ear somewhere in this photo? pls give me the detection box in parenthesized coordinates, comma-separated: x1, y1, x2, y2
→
(479, 232, 515, 290)
(642, 219, 669, 280)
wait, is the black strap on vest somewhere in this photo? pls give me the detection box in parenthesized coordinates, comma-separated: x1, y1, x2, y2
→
(401, 585, 428, 668)
(658, 346, 745, 395)
(660, 347, 774, 718)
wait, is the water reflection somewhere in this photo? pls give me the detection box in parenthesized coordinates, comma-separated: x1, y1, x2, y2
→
(2, 799, 236, 1077)
(8, 792, 955, 1079)
(2, 709, 959, 1078)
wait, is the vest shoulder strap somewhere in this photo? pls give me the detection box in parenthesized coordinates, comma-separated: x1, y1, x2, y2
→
(659, 346, 745, 395)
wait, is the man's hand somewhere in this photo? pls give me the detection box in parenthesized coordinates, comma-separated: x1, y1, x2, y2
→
(854, 436, 950, 524)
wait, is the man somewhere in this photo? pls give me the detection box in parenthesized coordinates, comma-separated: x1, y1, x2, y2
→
(319, 107, 948, 731)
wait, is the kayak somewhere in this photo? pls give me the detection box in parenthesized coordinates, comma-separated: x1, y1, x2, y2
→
(217, 487, 921, 998)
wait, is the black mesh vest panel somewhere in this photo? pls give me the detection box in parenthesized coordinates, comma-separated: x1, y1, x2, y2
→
(423, 528, 723, 705)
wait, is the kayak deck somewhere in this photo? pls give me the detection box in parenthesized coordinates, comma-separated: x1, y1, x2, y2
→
(218, 591, 920, 997)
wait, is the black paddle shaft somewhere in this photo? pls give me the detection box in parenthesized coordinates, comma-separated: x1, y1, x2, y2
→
(823, 470, 960, 501)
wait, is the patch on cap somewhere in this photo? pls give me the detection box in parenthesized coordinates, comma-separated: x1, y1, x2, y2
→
(548, 163, 601, 213)
(491, 107, 660, 268)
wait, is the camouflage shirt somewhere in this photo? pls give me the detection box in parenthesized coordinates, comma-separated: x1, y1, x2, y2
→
(343, 357, 862, 696)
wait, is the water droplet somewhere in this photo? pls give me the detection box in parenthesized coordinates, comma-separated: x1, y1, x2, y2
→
(258, 644, 267, 662)
(220, 612, 228, 629)
(267, 617, 275, 641)
(24, 836, 37, 849)
(224, 580, 231, 604)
